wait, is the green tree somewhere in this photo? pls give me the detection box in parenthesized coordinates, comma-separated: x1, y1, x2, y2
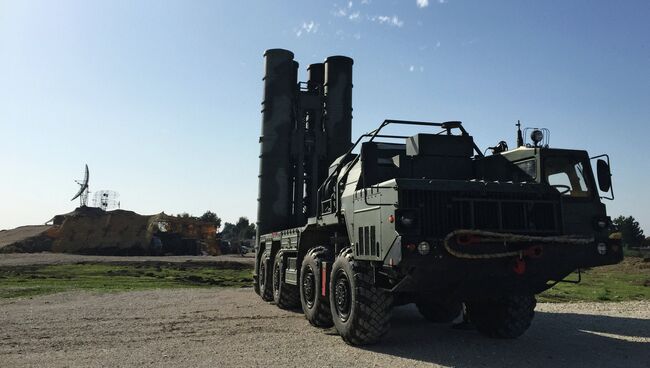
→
(220, 222, 236, 240)
(235, 217, 256, 240)
(218, 217, 256, 242)
(612, 216, 645, 248)
(199, 210, 221, 229)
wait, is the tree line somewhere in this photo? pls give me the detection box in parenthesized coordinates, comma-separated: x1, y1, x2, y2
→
(612, 216, 648, 248)
(172, 210, 255, 242)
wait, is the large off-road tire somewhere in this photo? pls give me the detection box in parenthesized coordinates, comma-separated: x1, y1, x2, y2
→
(253, 257, 261, 296)
(273, 254, 300, 309)
(300, 247, 334, 327)
(466, 295, 536, 338)
(258, 252, 273, 302)
(329, 248, 393, 346)
(416, 295, 462, 323)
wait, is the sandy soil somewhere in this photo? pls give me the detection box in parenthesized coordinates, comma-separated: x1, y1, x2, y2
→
(1, 288, 648, 368)
(0, 226, 51, 249)
(0, 252, 255, 267)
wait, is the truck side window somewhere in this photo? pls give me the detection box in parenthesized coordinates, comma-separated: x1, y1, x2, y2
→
(515, 159, 537, 180)
(544, 157, 592, 197)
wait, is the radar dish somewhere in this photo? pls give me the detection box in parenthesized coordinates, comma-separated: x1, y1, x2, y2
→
(71, 164, 90, 206)
(93, 190, 120, 211)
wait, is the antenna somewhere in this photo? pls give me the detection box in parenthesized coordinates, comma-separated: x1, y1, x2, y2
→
(71, 164, 90, 207)
(92, 190, 120, 211)
(516, 120, 524, 148)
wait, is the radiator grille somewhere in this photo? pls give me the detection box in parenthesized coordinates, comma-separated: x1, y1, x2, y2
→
(399, 189, 560, 237)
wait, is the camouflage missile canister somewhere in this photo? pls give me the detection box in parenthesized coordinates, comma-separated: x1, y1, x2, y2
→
(324, 56, 353, 164)
(257, 49, 297, 236)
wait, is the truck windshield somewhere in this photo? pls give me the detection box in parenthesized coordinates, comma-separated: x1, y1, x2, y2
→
(544, 156, 592, 198)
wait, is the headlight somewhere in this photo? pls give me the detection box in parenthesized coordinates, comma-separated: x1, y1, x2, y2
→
(593, 216, 610, 230)
(417, 241, 431, 255)
(401, 215, 415, 227)
(395, 209, 419, 234)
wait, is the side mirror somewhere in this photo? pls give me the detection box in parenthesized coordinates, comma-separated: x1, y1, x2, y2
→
(596, 159, 611, 192)
(591, 154, 614, 200)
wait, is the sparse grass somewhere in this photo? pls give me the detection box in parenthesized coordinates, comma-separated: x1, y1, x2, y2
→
(539, 257, 650, 302)
(0, 262, 253, 299)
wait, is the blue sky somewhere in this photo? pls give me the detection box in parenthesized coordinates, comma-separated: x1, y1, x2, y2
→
(1, 0, 648, 232)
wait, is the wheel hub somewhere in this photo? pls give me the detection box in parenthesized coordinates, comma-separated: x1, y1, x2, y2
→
(334, 271, 351, 321)
(302, 269, 315, 308)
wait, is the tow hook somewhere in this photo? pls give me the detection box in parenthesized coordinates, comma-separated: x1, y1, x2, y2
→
(513, 254, 526, 275)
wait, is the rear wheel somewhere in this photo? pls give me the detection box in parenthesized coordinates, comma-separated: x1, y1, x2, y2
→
(329, 248, 393, 345)
(258, 252, 273, 301)
(466, 295, 536, 338)
(273, 254, 300, 309)
(300, 247, 333, 327)
(416, 295, 462, 323)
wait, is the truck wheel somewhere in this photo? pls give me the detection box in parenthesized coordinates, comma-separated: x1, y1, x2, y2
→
(329, 248, 393, 345)
(416, 296, 462, 323)
(466, 295, 536, 338)
(258, 253, 273, 302)
(254, 258, 261, 296)
(300, 247, 333, 327)
(273, 254, 300, 309)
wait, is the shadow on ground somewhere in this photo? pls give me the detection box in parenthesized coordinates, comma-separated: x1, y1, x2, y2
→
(361, 305, 649, 368)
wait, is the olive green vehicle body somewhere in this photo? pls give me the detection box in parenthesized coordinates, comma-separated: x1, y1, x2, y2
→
(255, 125, 621, 302)
(253, 49, 621, 343)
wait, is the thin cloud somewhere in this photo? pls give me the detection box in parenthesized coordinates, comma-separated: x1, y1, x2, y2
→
(296, 21, 319, 37)
(417, 0, 429, 8)
(349, 12, 360, 21)
(370, 15, 404, 27)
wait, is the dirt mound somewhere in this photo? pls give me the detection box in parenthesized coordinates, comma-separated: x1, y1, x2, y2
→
(52, 207, 154, 255)
(3, 207, 220, 256)
(0, 226, 55, 253)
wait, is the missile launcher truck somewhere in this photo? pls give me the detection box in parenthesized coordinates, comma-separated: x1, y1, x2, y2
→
(253, 49, 621, 345)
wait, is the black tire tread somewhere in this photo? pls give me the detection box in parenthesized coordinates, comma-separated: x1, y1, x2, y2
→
(467, 295, 536, 338)
(259, 253, 273, 302)
(334, 248, 392, 346)
(415, 297, 461, 323)
(301, 246, 333, 327)
(273, 255, 300, 309)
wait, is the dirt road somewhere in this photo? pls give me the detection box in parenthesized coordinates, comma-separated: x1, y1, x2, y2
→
(0, 252, 255, 267)
(1, 288, 648, 368)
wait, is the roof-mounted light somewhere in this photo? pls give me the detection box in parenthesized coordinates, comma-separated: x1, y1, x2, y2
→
(523, 127, 550, 148)
(530, 129, 544, 146)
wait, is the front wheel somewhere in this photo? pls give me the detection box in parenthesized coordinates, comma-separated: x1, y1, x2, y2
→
(329, 248, 393, 345)
(466, 295, 536, 338)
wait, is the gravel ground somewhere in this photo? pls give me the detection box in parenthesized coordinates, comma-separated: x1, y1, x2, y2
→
(1, 288, 648, 368)
(0, 252, 255, 267)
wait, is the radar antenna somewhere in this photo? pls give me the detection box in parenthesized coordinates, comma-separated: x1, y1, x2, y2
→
(92, 190, 120, 211)
(71, 164, 90, 207)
